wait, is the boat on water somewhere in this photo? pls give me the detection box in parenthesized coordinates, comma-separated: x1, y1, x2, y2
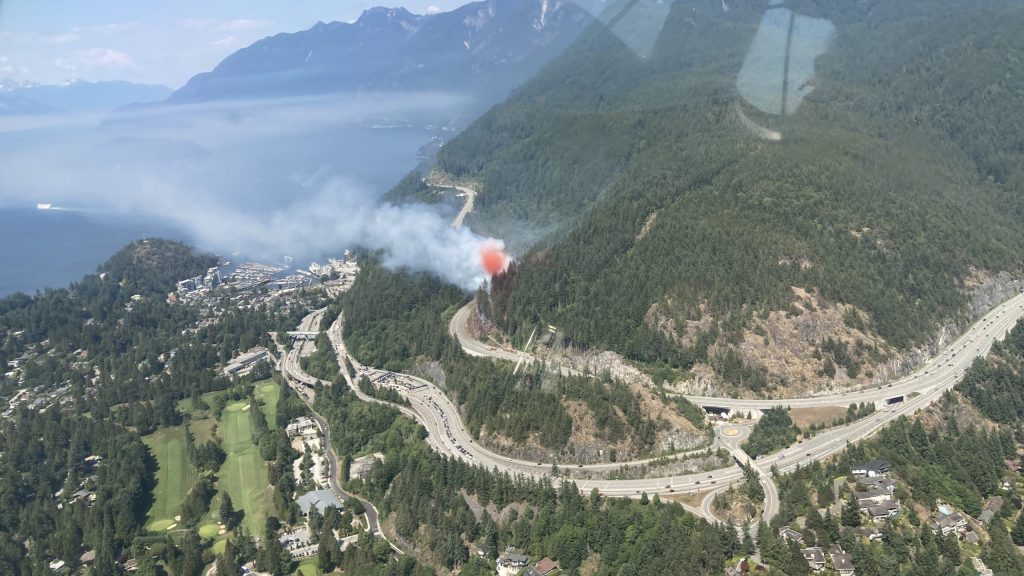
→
(36, 203, 52, 210)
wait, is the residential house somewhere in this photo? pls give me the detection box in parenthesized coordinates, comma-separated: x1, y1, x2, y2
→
(830, 549, 855, 576)
(779, 526, 804, 544)
(726, 558, 766, 575)
(855, 488, 892, 507)
(851, 459, 891, 478)
(857, 477, 895, 493)
(931, 509, 968, 536)
(974, 557, 995, 576)
(857, 526, 883, 541)
(979, 496, 1003, 525)
(801, 547, 825, 572)
(497, 548, 530, 570)
(535, 557, 560, 575)
(866, 500, 901, 522)
(79, 550, 95, 566)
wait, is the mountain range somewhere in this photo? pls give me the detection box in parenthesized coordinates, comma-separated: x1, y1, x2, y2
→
(166, 1, 591, 114)
(0, 79, 171, 115)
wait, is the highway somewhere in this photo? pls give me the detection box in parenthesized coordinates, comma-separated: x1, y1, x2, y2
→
(448, 184, 476, 230)
(449, 303, 583, 377)
(325, 317, 717, 474)
(276, 309, 386, 541)
(317, 313, 752, 520)
(450, 293, 1024, 411)
(442, 291, 1024, 524)
(295, 170, 1023, 527)
(283, 291, 1024, 528)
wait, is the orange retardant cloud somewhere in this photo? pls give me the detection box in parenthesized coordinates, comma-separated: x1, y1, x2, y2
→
(480, 244, 508, 276)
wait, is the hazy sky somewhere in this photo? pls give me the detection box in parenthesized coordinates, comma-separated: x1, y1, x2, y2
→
(0, 0, 468, 88)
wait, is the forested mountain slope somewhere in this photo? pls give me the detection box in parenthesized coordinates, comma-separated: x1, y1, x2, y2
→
(436, 0, 1024, 391)
(166, 1, 590, 111)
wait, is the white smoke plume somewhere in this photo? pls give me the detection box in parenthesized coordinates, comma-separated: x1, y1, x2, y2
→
(0, 92, 499, 290)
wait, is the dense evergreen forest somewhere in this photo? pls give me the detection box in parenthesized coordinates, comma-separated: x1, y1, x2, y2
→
(311, 315, 1024, 575)
(314, 378, 741, 576)
(0, 408, 149, 575)
(4, 0, 1024, 572)
(433, 0, 1024, 385)
(742, 407, 798, 459)
(4, 239, 1024, 574)
(757, 391, 1024, 576)
(958, 321, 1024, 425)
(0, 240, 307, 574)
(341, 257, 676, 457)
(0, 240, 302, 429)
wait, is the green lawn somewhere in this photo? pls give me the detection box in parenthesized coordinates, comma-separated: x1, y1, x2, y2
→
(177, 390, 228, 416)
(295, 557, 320, 576)
(219, 400, 275, 535)
(190, 416, 218, 444)
(254, 381, 281, 429)
(143, 426, 198, 532)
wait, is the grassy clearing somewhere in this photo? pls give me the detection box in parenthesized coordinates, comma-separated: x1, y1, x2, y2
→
(198, 523, 220, 538)
(254, 380, 281, 429)
(295, 557, 320, 576)
(177, 390, 228, 416)
(190, 416, 218, 444)
(219, 400, 275, 535)
(788, 405, 848, 430)
(143, 426, 198, 532)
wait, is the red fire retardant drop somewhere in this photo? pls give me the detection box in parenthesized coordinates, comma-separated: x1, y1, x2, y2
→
(480, 246, 507, 276)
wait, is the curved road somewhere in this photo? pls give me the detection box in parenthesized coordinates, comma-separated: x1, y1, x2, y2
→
(324, 314, 747, 519)
(451, 294, 1024, 411)
(448, 184, 476, 230)
(444, 292, 1024, 524)
(276, 310, 388, 545)
(284, 290, 1024, 527)
(326, 318, 717, 474)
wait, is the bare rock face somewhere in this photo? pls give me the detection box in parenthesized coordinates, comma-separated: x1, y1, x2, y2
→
(664, 272, 1021, 398)
(410, 358, 446, 390)
(966, 270, 1021, 319)
(875, 270, 1023, 383)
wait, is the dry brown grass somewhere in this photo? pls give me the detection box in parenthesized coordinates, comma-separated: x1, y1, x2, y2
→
(789, 406, 848, 429)
(661, 490, 707, 509)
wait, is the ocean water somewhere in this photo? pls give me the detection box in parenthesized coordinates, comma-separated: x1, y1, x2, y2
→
(0, 124, 434, 297)
(0, 208, 183, 296)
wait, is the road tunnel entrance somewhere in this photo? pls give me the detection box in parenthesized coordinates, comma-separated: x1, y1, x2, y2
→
(702, 405, 732, 419)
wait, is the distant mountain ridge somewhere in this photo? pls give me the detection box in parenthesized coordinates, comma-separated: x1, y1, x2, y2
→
(0, 79, 171, 115)
(167, 0, 591, 106)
